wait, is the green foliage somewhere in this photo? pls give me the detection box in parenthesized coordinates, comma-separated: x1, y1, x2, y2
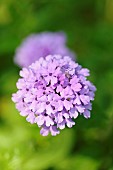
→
(0, 0, 113, 169)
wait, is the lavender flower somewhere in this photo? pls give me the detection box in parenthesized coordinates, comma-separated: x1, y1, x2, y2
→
(12, 55, 96, 136)
(14, 32, 75, 67)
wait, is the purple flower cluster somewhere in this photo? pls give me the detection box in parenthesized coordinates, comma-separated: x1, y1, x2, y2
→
(12, 55, 96, 136)
(14, 32, 75, 67)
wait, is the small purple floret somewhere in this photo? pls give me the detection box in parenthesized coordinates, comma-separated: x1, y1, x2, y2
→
(12, 55, 96, 136)
(14, 32, 75, 67)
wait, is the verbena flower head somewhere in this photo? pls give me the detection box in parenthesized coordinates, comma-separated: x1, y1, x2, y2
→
(14, 32, 75, 67)
(12, 55, 96, 136)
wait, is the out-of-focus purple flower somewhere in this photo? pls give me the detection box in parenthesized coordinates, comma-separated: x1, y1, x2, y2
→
(12, 55, 96, 136)
(14, 32, 75, 67)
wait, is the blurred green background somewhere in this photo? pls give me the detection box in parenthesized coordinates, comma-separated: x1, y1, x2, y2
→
(0, 0, 113, 169)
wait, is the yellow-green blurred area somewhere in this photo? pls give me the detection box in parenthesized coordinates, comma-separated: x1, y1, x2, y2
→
(0, 0, 113, 169)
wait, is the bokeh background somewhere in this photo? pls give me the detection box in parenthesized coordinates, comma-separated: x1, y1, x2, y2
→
(0, 0, 113, 169)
